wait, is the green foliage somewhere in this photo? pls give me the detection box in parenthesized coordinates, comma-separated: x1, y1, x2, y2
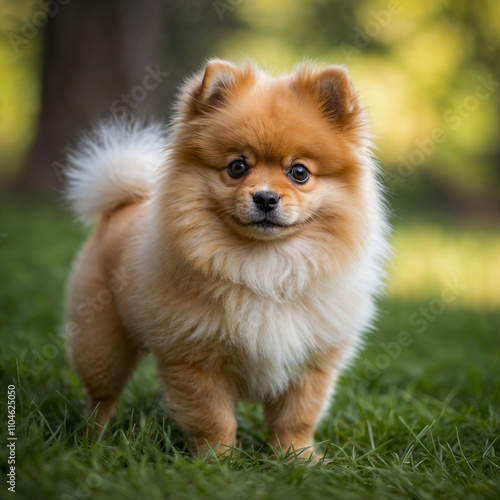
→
(2, 0, 500, 201)
(1, 197, 499, 499)
(0, 0, 41, 178)
(214, 0, 500, 197)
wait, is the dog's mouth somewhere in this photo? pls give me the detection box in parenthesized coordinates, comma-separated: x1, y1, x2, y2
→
(230, 216, 295, 229)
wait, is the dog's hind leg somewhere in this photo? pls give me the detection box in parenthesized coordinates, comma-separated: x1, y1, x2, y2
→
(66, 240, 142, 430)
(69, 306, 142, 429)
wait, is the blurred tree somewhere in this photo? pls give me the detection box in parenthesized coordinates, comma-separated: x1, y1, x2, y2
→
(6, 0, 500, 211)
(215, 0, 500, 210)
(16, 0, 165, 190)
(14, 0, 242, 191)
(302, 0, 500, 200)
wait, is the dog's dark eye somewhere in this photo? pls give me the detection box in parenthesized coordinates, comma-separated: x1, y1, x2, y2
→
(227, 159, 249, 179)
(289, 164, 310, 183)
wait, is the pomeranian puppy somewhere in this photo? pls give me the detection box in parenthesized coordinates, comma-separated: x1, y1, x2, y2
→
(65, 59, 389, 457)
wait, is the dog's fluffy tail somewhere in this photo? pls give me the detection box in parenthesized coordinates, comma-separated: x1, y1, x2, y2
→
(65, 117, 167, 224)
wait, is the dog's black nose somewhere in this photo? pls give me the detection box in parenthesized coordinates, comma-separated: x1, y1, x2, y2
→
(253, 191, 281, 212)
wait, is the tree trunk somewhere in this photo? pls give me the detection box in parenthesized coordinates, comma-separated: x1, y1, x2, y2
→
(16, 0, 166, 191)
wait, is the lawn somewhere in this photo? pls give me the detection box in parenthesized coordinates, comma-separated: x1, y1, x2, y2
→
(1, 195, 499, 499)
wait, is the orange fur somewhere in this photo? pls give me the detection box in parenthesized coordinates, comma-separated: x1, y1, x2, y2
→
(65, 60, 389, 457)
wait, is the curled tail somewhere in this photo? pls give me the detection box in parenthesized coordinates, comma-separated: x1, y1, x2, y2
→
(65, 117, 167, 224)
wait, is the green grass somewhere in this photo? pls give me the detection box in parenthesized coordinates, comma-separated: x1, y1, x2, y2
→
(1, 195, 499, 500)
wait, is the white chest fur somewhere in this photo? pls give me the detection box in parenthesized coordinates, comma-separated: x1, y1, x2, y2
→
(132, 263, 376, 400)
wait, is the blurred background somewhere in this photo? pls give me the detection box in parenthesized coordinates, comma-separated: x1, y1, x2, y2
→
(0, 4, 499, 495)
(0, 1, 499, 368)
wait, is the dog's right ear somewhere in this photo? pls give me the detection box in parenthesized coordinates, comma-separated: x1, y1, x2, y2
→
(198, 59, 240, 109)
(180, 59, 254, 116)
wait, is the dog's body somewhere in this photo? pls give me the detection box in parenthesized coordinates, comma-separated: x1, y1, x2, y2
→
(65, 60, 389, 456)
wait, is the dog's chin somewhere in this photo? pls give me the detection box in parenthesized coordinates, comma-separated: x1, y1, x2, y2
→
(230, 216, 299, 241)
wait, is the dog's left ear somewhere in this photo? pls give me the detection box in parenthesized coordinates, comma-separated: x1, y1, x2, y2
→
(295, 65, 363, 129)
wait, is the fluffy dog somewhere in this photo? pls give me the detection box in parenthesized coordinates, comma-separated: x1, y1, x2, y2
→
(65, 59, 389, 457)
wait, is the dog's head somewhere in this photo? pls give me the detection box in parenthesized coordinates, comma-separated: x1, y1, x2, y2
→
(168, 60, 368, 242)
(160, 60, 379, 293)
